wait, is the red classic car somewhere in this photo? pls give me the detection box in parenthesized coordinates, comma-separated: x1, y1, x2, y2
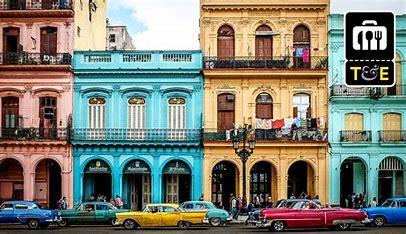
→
(257, 201, 368, 232)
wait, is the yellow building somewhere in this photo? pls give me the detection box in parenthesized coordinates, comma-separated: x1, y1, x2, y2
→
(74, 0, 107, 50)
(200, 0, 330, 207)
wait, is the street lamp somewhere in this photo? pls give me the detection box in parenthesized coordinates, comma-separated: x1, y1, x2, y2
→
(231, 123, 255, 206)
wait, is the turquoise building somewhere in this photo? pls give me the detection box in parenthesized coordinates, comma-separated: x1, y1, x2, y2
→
(328, 14, 406, 206)
(72, 51, 203, 209)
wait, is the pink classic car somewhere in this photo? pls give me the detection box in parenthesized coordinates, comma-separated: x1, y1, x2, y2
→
(257, 200, 368, 232)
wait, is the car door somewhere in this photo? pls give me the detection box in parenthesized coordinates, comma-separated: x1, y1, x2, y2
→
(95, 204, 110, 223)
(13, 203, 29, 223)
(0, 203, 14, 223)
(77, 204, 96, 223)
(160, 206, 180, 227)
(390, 201, 406, 223)
(294, 203, 324, 227)
(141, 206, 161, 226)
(398, 201, 406, 223)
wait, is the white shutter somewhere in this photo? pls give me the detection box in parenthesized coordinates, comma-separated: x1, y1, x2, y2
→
(88, 98, 106, 139)
(128, 98, 146, 139)
(168, 99, 186, 140)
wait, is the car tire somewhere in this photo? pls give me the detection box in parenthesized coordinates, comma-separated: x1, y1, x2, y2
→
(27, 219, 40, 229)
(373, 216, 385, 227)
(178, 221, 191, 230)
(336, 223, 351, 231)
(209, 217, 222, 227)
(57, 219, 69, 227)
(271, 220, 286, 232)
(123, 219, 137, 230)
(109, 218, 118, 226)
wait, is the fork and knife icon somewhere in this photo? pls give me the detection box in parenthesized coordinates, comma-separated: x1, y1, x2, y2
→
(352, 20, 387, 51)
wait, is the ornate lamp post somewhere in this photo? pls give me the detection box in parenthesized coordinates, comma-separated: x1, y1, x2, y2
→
(231, 123, 255, 206)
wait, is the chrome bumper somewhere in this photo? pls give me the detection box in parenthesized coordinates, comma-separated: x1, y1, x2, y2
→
(203, 218, 210, 224)
(362, 218, 373, 224)
(46, 216, 62, 223)
(256, 219, 271, 228)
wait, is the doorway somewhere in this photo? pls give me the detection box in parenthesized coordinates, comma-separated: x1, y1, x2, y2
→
(340, 157, 366, 207)
(162, 160, 191, 203)
(83, 160, 112, 202)
(211, 161, 237, 210)
(2, 27, 20, 64)
(287, 161, 315, 198)
(0, 159, 24, 204)
(34, 159, 61, 209)
(122, 160, 151, 210)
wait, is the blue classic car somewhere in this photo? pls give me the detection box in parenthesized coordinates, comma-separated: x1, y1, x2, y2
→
(363, 198, 406, 227)
(0, 201, 61, 229)
(180, 201, 231, 226)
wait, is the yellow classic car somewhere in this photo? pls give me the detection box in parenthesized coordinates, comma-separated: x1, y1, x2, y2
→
(116, 203, 206, 230)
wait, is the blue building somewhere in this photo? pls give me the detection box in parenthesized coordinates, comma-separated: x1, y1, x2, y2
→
(72, 51, 203, 209)
(328, 15, 406, 206)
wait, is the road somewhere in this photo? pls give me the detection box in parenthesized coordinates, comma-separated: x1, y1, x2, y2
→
(0, 224, 405, 234)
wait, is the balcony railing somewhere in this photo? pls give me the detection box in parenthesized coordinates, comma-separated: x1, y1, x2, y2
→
(0, 128, 68, 140)
(379, 130, 406, 142)
(204, 128, 327, 142)
(204, 56, 328, 70)
(0, 52, 71, 65)
(0, 0, 72, 10)
(72, 128, 201, 142)
(330, 85, 406, 97)
(340, 130, 372, 142)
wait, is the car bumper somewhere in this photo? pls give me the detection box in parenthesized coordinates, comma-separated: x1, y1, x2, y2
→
(362, 218, 373, 224)
(256, 219, 271, 228)
(46, 216, 62, 223)
(203, 217, 232, 224)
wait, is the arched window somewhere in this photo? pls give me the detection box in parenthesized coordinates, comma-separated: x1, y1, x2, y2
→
(88, 97, 105, 129)
(217, 25, 235, 59)
(293, 93, 310, 119)
(256, 93, 273, 119)
(217, 93, 235, 131)
(388, 53, 402, 95)
(255, 25, 273, 59)
(293, 25, 311, 68)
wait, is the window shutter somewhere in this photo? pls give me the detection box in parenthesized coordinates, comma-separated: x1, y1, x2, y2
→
(293, 107, 298, 118)
(306, 106, 311, 118)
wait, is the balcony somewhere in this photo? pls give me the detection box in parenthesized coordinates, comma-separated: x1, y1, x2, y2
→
(71, 128, 202, 145)
(379, 130, 406, 143)
(0, 0, 72, 10)
(330, 85, 406, 97)
(0, 128, 68, 141)
(340, 130, 372, 142)
(203, 56, 328, 70)
(0, 52, 71, 65)
(204, 128, 327, 142)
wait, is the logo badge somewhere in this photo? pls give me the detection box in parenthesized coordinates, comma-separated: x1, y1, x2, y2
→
(345, 12, 395, 87)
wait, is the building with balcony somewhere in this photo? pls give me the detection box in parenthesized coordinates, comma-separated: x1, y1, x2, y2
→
(200, 0, 330, 207)
(328, 14, 406, 206)
(72, 51, 203, 209)
(0, 0, 106, 208)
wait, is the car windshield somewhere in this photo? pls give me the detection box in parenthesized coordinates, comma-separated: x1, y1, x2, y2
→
(381, 200, 396, 207)
(203, 202, 216, 209)
(33, 203, 42, 209)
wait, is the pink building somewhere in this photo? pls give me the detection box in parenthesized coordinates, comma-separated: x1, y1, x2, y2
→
(0, 0, 74, 208)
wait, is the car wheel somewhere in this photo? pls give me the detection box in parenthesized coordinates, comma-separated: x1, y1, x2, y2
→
(109, 218, 118, 226)
(271, 221, 286, 232)
(27, 219, 40, 229)
(373, 216, 385, 227)
(210, 217, 221, 227)
(58, 219, 68, 227)
(178, 221, 191, 230)
(337, 223, 351, 231)
(123, 219, 137, 230)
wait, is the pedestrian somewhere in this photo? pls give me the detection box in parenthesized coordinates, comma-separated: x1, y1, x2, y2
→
(253, 195, 260, 208)
(110, 198, 116, 207)
(265, 196, 273, 208)
(61, 196, 68, 210)
(229, 194, 234, 211)
(351, 193, 356, 208)
(115, 195, 123, 209)
(370, 197, 377, 208)
(231, 196, 237, 219)
(359, 193, 364, 208)
(237, 197, 243, 217)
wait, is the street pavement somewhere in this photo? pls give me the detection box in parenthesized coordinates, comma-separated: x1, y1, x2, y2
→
(0, 224, 405, 234)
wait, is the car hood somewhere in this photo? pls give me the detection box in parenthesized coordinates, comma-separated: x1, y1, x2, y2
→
(207, 208, 228, 215)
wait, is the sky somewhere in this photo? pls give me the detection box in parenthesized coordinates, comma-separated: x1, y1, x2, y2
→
(107, 0, 406, 50)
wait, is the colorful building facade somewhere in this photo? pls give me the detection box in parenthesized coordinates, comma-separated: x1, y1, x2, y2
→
(200, 0, 330, 207)
(0, 0, 106, 208)
(328, 14, 406, 206)
(72, 51, 203, 209)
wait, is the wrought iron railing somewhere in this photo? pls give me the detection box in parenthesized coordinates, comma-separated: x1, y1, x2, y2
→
(0, 128, 68, 140)
(330, 85, 406, 97)
(340, 130, 372, 142)
(204, 56, 328, 70)
(0, 52, 71, 65)
(0, 0, 72, 10)
(379, 130, 406, 142)
(72, 128, 201, 142)
(204, 128, 327, 142)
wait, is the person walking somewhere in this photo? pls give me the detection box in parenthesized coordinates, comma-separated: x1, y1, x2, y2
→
(61, 197, 68, 210)
(115, 195, 123, 209)
(231, 196, 237, 219)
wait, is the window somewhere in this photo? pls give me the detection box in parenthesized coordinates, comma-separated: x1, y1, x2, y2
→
(40, 27, 57, 56)
(15, 204, 28, 209)
(2, 96, 19, 130)
(0, 203, 13, 210)
(217, 25, 235, 58)
(83, 204, 95, 211)
(383, 113, 402, 141)
(39, 97, 57, 129)
(128, 97, 146, 139)
(168, 98, 186, 139)
(96, 204, 112, 210)
(293, 94, 310, 118)
(109, 34, 116, 43)
(217, 93, 235, 131)
(163, 206, 176, 212)
(293, 25, 311, 68)
(256, 93, 273, 119)
(344, 113, 364, 130)
(182, 203, 194, 210)
(399, 201, 406, 207)
(88, 97, 106, 139)
(255, 25, 273, 59)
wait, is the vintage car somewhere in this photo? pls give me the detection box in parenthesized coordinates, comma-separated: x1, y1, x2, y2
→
(0, 201, 61, 229)
(363, 197, 406, 227)
(58, 202, 128, 227)
(180, 201, 231, 226)
(257, 200, 368, 232)
(116, 203, 206, 230)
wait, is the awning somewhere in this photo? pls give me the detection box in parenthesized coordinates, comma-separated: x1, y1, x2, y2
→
(123, 160, 151, 174)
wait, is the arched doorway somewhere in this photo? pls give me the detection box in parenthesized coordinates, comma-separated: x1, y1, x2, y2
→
(217, 25, 234, 58)
(287, 161, 315, 199)
(211, 161, 238, 210)
(122, 160, 151, 210)
(378, 157, 404, 203)
(255, 25, 273, 59)
(250, 161, 277, 206)
(293, 25, 311, 68)
(0, 159, 24, 204)
(340, 157, 367, 207)
(162, 160, 191, 203)
(34, 159, 61, 209)
(83, 159, 112, 202)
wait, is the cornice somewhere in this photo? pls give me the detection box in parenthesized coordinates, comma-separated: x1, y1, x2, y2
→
(201, 3, 327, 12)
(0, 10, 74, 18)
(74, 70, 202, 77)
(0, 65, 72, 72)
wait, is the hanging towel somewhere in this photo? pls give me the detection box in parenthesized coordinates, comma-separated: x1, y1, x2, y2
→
(272, 119, 285, 129)
(296, 47, 304, 57)
(303, 49, 310, 63)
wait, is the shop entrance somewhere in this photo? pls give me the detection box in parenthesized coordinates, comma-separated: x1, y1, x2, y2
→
(340, 157, 366, 207)
(250, 161, 277, 206)
(211, 161, 238, 210)
(287, 161, 315, 199)
(34, 159, 61, 209)
(162, 160, 191, 203)
(83, 159, 112, 202)
(122, 160, 151, 210)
